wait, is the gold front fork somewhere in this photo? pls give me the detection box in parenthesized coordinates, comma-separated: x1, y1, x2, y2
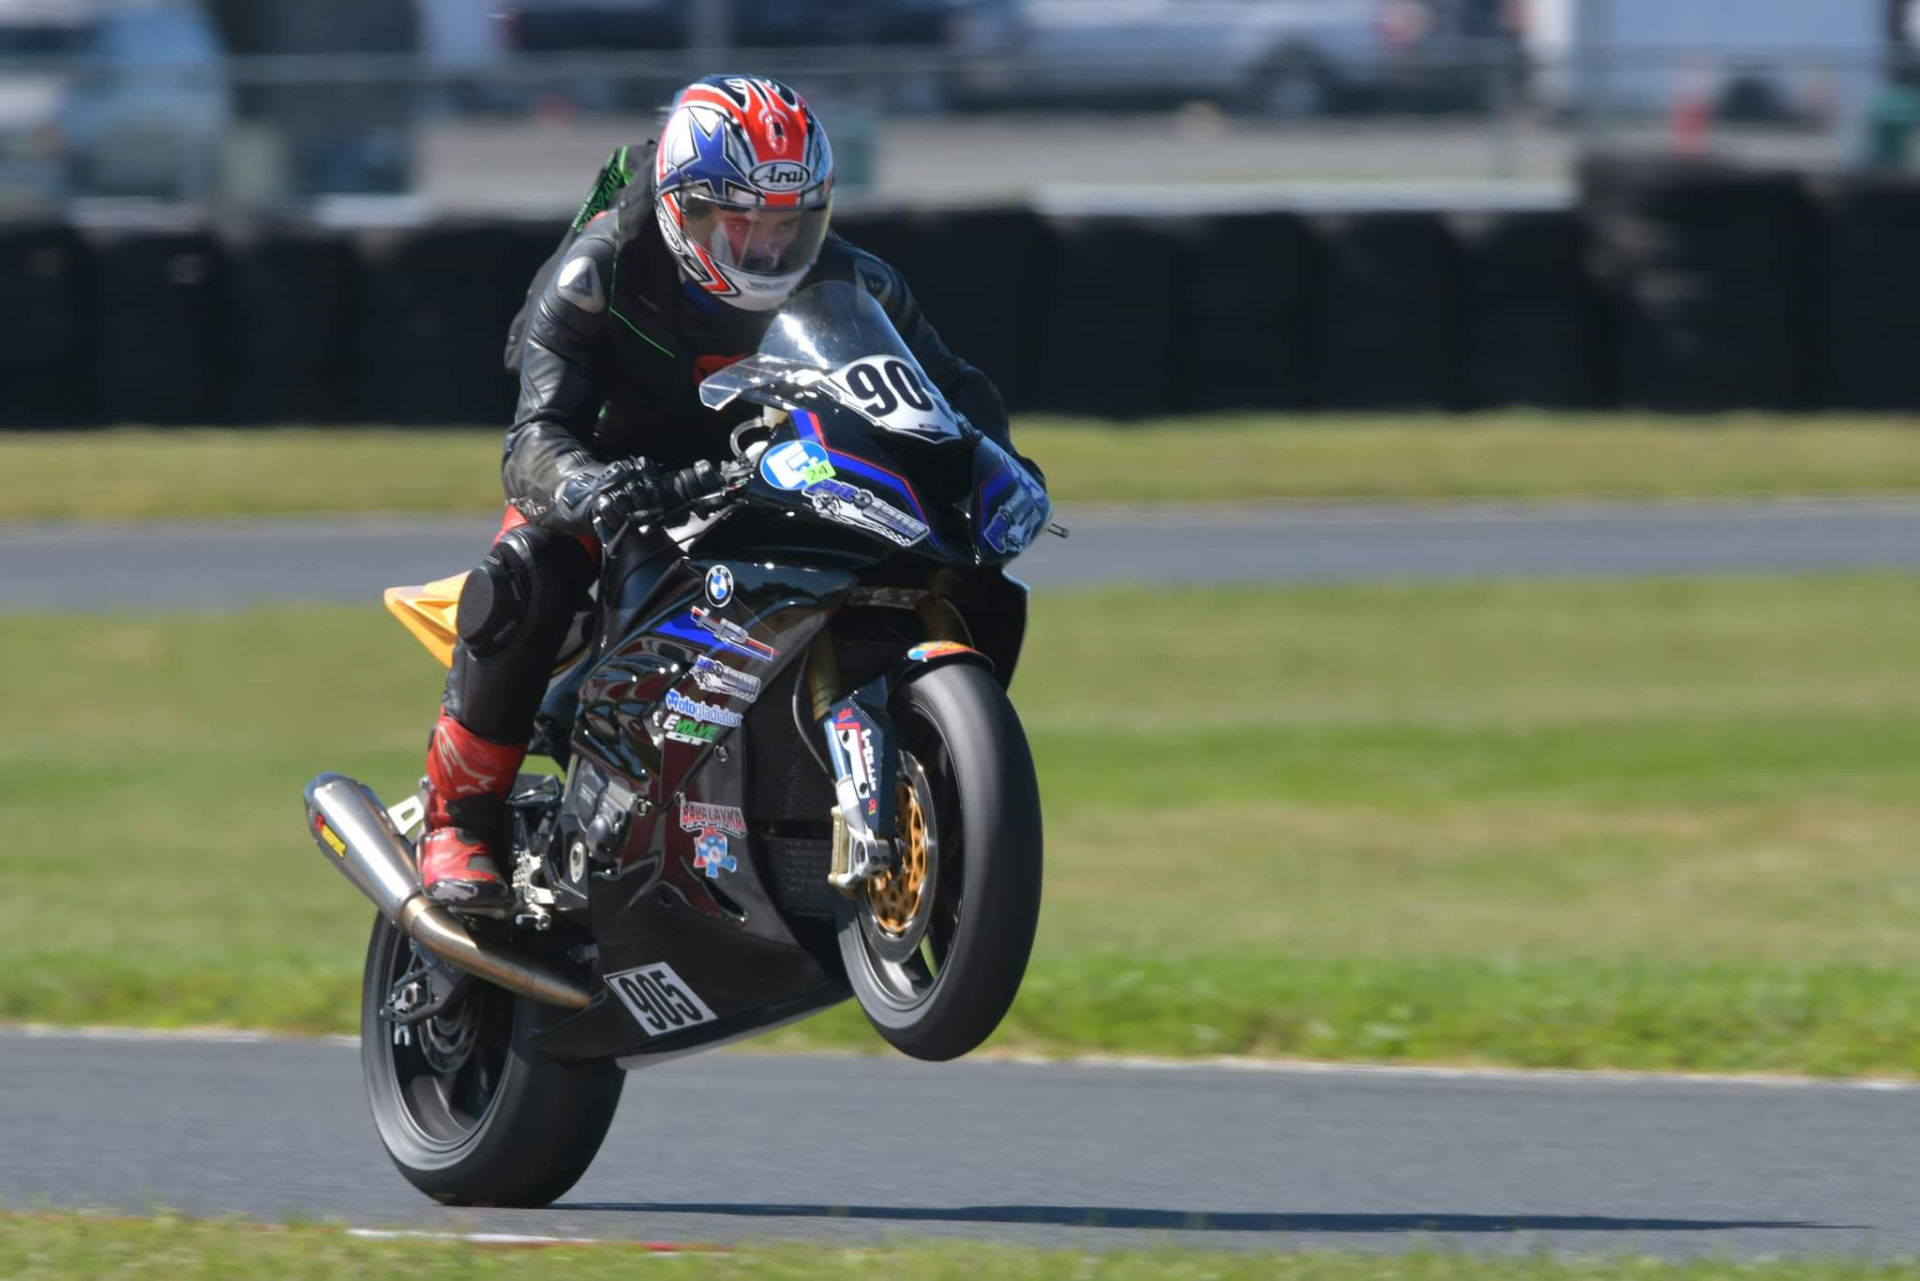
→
(807, 632, 842, 723)
(916, 596, 966, 644)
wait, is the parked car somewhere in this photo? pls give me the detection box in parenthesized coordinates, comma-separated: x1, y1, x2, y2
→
(59, 1, 230, 199)
(950, 0, 1518, 116)
(0, 2, 90, 208)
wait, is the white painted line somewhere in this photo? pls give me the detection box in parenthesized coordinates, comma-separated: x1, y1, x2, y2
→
(985, 1051, 1920, 1092)
(0, 1023, 357, 1048)
(344, 1228, 698, 1252)
(4, 1023, 1912, 1091)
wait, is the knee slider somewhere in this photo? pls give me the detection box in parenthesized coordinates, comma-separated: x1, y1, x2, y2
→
(456, 525, 593, 661)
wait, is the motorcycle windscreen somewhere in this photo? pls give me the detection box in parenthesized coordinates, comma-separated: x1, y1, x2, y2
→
(697, 281, 966, 443)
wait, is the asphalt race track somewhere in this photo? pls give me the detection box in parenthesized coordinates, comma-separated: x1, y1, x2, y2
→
(0, 1030, 1913, 1257)
(4, 499, 1919, 611)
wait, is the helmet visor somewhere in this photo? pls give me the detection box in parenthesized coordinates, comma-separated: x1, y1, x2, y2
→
(678, 192, 831, 279)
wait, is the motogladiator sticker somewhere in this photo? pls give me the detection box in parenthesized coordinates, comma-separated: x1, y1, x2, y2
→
(692, 655, 761, 700)
(759, 439, 835, 491)
(907, 640, 977, 662)
(803, 478, 928, 548)
(692, 830, 738, 879)
(665, 688, 743, 729)
(605, 962, 717, 1037)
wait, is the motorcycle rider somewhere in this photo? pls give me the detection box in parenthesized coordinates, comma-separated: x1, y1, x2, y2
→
(418, 74, 1030, 909)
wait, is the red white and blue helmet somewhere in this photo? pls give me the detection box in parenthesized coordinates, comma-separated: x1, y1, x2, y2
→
(653, 75, 834, 313)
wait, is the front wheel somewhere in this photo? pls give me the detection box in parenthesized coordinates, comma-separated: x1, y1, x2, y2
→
(360, 916, 624, 1206)
(837, 662, 1044, 1061)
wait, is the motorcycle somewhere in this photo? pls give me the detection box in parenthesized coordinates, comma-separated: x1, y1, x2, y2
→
(302, 281, 1056, 1208)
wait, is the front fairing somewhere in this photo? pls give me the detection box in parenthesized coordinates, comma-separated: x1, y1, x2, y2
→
(704, 281, 1050, 568)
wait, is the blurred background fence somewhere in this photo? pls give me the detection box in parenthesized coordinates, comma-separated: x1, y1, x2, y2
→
(5, 0, 1920, 424)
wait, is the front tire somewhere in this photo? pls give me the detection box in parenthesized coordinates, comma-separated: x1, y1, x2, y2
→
(360, 916, 624, 1206)
(838, 662, 1043, 1061)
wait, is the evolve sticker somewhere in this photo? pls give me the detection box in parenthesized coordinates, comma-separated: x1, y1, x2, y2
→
(656, 606, 778, 662)
(704, 563, 734, 608)
(664, 715, 723, 746)
(692, 830, 738, 879)
(680, 800, 747, 837)
(665, 688, 743, 729)
(759, 439, 836, 491)
(804, 478, 928, 548)
(605, 962, 718, 1037)
(907, 640, 978, 662)
(692, 655, 762, 701)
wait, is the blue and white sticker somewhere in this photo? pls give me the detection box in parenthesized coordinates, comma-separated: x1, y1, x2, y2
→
(704, 563, 734, 608)
(692, 830, 738, 878)
(760, 439, 835, 491)
(665, 688, 744, 729)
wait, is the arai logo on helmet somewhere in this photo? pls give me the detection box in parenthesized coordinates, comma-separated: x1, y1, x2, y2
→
(750, 161, 811, 194)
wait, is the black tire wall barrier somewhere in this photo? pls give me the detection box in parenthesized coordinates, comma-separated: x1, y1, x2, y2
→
(6, 162, 1920, 430)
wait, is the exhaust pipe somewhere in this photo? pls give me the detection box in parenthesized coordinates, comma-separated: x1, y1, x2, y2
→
(303, 773, 591, 1011)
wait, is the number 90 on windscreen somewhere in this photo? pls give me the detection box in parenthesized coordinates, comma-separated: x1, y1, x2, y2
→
(826, 356, 962, 440)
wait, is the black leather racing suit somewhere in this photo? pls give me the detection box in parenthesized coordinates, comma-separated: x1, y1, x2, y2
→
(443, 147, 1017, 750)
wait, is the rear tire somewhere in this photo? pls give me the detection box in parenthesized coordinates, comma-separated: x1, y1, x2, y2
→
(360, 916, 624, 1207)
(838, 662, 1043, 1061)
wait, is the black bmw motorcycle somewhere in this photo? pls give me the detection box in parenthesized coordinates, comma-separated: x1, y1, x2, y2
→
(302, 281, 1053, 1207)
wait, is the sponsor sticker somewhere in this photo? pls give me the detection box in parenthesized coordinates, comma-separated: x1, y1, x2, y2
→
(693, 655, 761, 701)
(828, 705, 880, 816)
(704, 564, 734, 608)
(803, 478, 928, 548)
(665, 688, 743, 729)
(982, 468, 1049, 555)
(680, 801, 747, 837)
(657, 606, 778, 663)
(605, 962, 718, 1037)
(760, 439, 836, 491)
(907, 640, 977, 662)
(664, 715, 723, 746)
(314, 814, 346, 859)
(692, 830, 738, 879)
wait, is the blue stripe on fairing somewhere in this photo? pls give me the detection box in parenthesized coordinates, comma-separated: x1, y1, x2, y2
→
(793, 409, 953, 554)
(655, 610, 766, 661)
(793, 410, 927, 521)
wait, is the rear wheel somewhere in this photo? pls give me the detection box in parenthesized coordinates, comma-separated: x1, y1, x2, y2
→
(837, 663, 1043, 1061)
(360, 916, 624, 1206)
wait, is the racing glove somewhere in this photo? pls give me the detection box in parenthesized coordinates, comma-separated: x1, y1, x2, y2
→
(553, 458, 725, 542)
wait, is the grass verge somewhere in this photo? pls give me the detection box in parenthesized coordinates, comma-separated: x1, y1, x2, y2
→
(3, 1214, 1918, 1281)
(2, 414, 1920, 521)
(5, 575, 1920, 1073)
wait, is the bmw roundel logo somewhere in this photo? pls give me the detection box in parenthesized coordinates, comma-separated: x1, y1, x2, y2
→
(704, 564, 734, 608)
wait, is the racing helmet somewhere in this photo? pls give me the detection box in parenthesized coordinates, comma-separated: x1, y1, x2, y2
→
(653, 75, 835, 313)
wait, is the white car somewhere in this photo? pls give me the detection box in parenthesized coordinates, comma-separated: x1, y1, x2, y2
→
(952, 0, 1510, 117)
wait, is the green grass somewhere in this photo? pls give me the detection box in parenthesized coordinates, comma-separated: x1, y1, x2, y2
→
(6, 575, 1920, 1074)
(3, 1214, 1918, 1281)
(3, 415, 1920, 521)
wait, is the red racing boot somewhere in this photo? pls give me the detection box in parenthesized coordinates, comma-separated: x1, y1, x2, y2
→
(418, 712, 527, 911)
